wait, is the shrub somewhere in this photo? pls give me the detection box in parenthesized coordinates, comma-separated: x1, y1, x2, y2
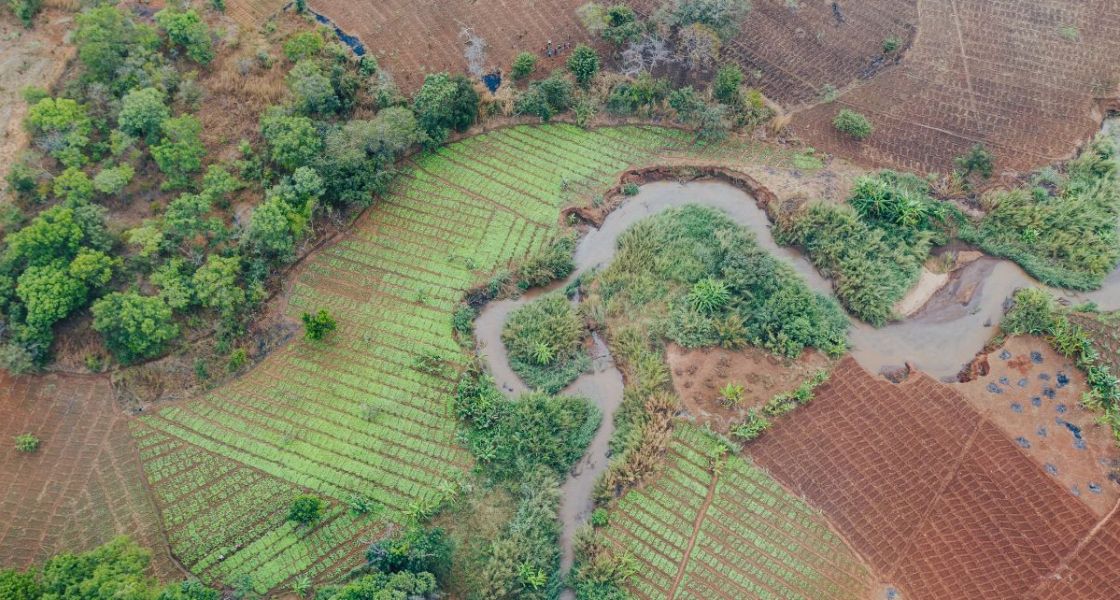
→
(227, 348, 248, 372)
(590, 507, 609, 527)
(287, 60, 339, 115)
(365, 525, 453, 582)
(9, 0, 41, 27)
(301, 309, 337, 341)
(93, 164, 135, 197)
(502, 293, 588, 392)
(515, 234, 576, 289)
(730, 410, 770, 441)
(413, 72, 479, 145)
(567, 44, 601, 88)
(954, 143, 994, 180)
(622, 182, 639, 196)
(511, 52, 537, 80)
(14, 433, 40, 452)
(154, 8, 214, 64)
(718, 381, 744, 406)
(152, 115, 205, 190)
(882, 35, 901, 53)
(282, 31, 323, 63)
(288, 495, 324, 524)
(833, 109, 873, 140)
(712, 64, 743, 104)
(659, 0, 750, 41)
(118, 87, 170, 141)
(600, 5, 643, 46)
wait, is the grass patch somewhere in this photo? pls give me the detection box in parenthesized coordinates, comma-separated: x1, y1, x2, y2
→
(776, 171, 956, 326)
(596, 204, 848, 358)
(502, 293, 590, 393)
(964, 135, 1120, 290)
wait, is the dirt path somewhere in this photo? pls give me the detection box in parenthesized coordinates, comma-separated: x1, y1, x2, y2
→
(666, 466, 720, 600)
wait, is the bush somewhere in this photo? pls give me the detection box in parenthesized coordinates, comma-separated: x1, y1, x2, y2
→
(730, 410, 770, 441)
(954, 143, 994, 180)
(282, 31, 323, 63)
(600, 5, 643, 46)
(152, 115, 205, 190)
(154, 8, 213, 64)
(227, 348, 248, 372)
(92, 292, 179, 364)
(590, 507, 609, 527)
(14, 433, 40, 452)
(882, 35, 901, 53)
(365, 526, 453, 582)
(516, 234, 576, 289)
(622, 183, 639, 196)
(454, 373, 599, 480)
(288, 495, 324, 524)
(712, 64, 743, 104)
(515, 73, 573, 122)
(8, 0, 41, 27)
(287, 60, 339, 115)
(567, 44, 601, 89)
(118, 87, 170, 141)
(413, 72, 479, 145)
(833, 109, 873, 140)
(502, 293, 588, 392)
(659, 0, 749, 41)
(301, 309, 337, 341)
(511, 52, 537, 80)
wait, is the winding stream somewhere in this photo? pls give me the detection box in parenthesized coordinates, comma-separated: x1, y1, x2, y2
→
(474, 180, 1120, 585)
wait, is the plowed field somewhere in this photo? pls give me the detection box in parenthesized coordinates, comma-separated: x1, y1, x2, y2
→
(0, 372, 175, 577)
(749, 357, 1105, 599)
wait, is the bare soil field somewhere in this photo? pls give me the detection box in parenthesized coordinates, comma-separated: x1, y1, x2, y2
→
(0, 372, 176, 576)
(957, 336, 1120, 517)
(749, 357, 1103, 599)
(665, 343, 831, 433)
(791, 0, 1120, 173)
(0, 10, 73, 201)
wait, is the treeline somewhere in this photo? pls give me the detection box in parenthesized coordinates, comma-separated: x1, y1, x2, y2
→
(0, 3, 479, 373)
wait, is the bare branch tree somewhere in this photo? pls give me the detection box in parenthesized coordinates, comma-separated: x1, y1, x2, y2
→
(621, 34, 674, 76)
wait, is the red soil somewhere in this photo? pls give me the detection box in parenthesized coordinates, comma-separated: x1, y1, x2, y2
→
(749, 357, 1103, 599)
(0, 372, 175, 575)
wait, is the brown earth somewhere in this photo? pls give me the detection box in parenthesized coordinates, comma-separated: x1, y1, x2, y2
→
(790, 0, 1120, 174)
(665, 342, 831, 433)
(293, 0, 1119, 174)
(749, 357, 1105, 600)
(0, 371, 177, 575)
(0, 10, 73, 203)
(956, 335, 1120, 517)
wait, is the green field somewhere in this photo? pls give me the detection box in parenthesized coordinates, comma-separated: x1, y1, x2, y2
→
(133, 124, 825, 592)
(600, 425, 871, 599)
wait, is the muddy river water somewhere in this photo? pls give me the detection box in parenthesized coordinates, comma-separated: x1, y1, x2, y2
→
(474, 180, 1120, 584)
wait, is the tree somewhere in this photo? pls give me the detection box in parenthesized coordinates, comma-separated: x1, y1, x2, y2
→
(241, 196, 303, 262)
(511, 52, 537, 81)
(52, 167, 94, 205)
(301, 309, 337, 340)
(74, 5, 162, 88)
(288, 495, 324, 524)
(8, 0, 42, 27)
(260, 111, 322, 171)
(712, 64, 743, 104)
(0, 568, 39, 600)
(150, 258, 195, 310)
(152, 115, 205, 189)
(365, 526, 453, 582)
(191, 255, 247, 321)
(24, 97, 92, 168)
(833, 109, 873, 140)
(413, 73, 478, 145)
(317, 107, 424, 206)
(282, 31, 323, 63)
(601, 5, 642, 46)
(287, 60, 339, 115)
(154, 8, 214, 64)
(160, 193, 221, 254)
(515, 73, 573, 122)
(92, 292, 179, 364)
(316, 572, 437, 600)
(567, 44, 600, 88)
(93, 164, 135, 197)
(659, 0, 749, 41)
(118, 87, 170, 141)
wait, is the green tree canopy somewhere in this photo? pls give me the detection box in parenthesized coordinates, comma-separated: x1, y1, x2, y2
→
(52, 167, 94, 205)
(287, 494, 324, 524)
(412, 72, 479, 145)
(286, 60, 339, 115)
(260, 111, 322, 171)
(154, 8, 214, 64)
(93, 164, 136, 197)
(25, 97, 92, 168)
(118, 87, 171, 141)
(74, 5, 162, 89)
(152, 115, 205, 190)
(92, 292, 179, 363)
(567, 44, 601, 88)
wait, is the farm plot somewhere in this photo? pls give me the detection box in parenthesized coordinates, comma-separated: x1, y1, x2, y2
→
(137, 125, 743, 592)
(792, 0, 1120, 173)
(601, 424, 872, 600)
(0, 372, 175, 577)
(749, 357, 1103, 599)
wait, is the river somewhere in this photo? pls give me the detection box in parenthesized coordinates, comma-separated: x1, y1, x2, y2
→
(473, 179, 1120, 590)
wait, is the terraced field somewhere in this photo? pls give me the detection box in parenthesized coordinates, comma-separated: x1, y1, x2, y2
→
(134, 125, 835, 592)
(601, 425, 872, 600)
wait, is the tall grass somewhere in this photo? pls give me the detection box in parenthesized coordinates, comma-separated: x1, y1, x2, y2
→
(964, 134, 1120, 290)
